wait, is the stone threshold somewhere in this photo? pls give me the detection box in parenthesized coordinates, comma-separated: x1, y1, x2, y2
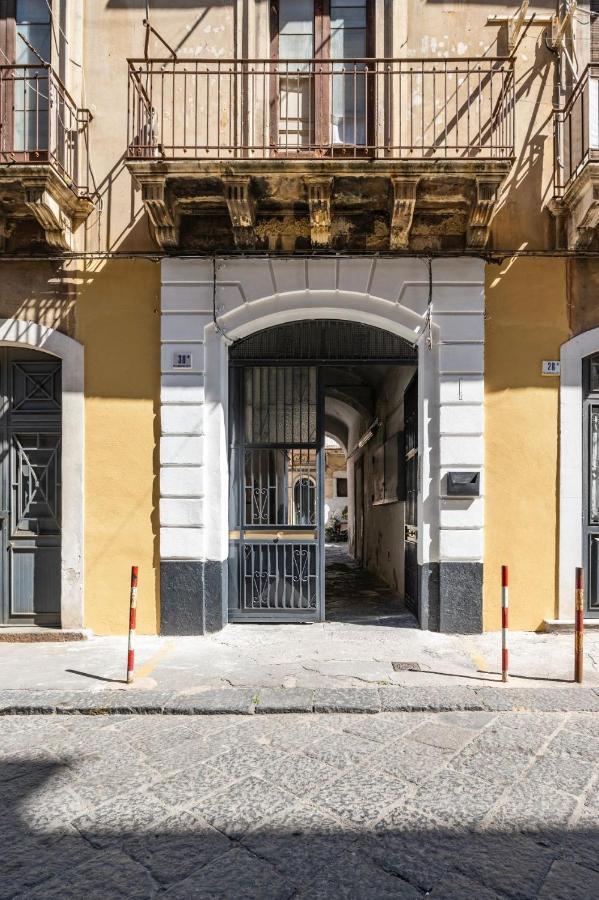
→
(542, 619, 599, 633)
(0, 628, 90, 642)
(2, 685, 599, 715)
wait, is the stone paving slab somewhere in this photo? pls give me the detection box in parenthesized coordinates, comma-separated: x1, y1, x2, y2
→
(3, 685, 599, 715)
(3, 710, 599, 897)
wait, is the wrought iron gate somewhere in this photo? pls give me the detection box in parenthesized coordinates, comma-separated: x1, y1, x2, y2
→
(403, 373, 419, 616)
(229, 365, 323, 621)
(0, 349, 62, 626)
(584, 353, 599, 615)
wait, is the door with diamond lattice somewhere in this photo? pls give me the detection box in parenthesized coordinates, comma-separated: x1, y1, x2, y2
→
(0, 349, 62, 625)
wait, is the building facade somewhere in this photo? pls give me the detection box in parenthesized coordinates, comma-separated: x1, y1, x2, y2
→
(0, 0, 596, 635)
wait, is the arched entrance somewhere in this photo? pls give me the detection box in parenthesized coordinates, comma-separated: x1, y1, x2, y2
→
(560, 328, 599, 619)
(0, 347, 62, 625)
(160, 255, 486, 635)
(227, 319, 418, 622)
(0, 319, 83, 630)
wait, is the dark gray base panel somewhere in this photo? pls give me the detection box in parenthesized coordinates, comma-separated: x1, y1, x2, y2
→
(160, 561, 226, 635)
(418, 562, 483, 634)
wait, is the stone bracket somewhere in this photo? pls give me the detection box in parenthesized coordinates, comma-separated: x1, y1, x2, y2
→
(141, 179, 179, 250)
(575, 183, 599, 249)
(389, 176, 419, 250)
(23, 183, 71, 250)
(467, 177, 502, 249)
(223, 176, 256, 249)
(305, 176, 333, 248)
(0, 215, 15, 252)
(547, 197, 569, 250)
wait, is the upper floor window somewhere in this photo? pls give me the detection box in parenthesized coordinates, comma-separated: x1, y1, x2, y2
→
(1, 0, 51, 64)
(271, 0, 371, 150)
(1, 1, 52, 153)
(16, 0, 51, 63)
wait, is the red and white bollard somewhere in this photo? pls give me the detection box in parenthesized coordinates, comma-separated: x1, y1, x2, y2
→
(575, 567, 584, 685)
(127, 566, 138, 684)
(501, 565, 509, 683)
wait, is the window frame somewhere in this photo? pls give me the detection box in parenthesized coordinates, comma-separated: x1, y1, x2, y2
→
(269, 0, 375, 154)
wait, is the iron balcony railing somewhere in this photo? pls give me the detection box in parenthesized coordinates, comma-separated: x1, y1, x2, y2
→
(0, 64, 91, 195)
(554, 65, 599, 195)
(127, 57, 515, 161)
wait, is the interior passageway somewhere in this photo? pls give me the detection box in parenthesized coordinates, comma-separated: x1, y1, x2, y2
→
(325, 544, 416, 626)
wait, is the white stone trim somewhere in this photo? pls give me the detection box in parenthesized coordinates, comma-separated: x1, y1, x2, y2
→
(160, 257, 486, 576)
(0, 318, 84, 629)
(558, 328, 599, 618)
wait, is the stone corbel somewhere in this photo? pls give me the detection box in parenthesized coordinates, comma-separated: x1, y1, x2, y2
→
(389, 177, 419, 250)
(467, 178, 501, 249)
(547, 197, 569, 251)
(305, 176, 333, 248)
(223, 176, 256, 249)
(575, 184, 599, 249)
(23, 183, 70, 250)
(141, 179, 179, 250)
(0, 215, 14, 252)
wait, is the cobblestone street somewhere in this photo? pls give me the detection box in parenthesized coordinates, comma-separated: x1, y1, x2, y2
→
(3, 710, 599, 898)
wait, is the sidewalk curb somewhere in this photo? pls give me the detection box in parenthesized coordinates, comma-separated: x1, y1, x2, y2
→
(2, 685, 599, 715)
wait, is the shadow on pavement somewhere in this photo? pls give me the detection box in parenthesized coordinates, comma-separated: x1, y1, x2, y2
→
(2, 755, 599, 898)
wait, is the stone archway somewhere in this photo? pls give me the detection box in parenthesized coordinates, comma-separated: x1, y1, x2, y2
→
(558, 327, 599, 619)
(159, 256, 486, 634)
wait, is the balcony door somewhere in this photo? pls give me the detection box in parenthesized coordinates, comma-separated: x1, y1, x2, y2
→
(0, 0, 51, 158)
(271, 0, 373, 153)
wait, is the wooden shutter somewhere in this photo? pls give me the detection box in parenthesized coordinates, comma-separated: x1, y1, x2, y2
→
(0, 1, 17, 65)
(592, 0, 599, 63)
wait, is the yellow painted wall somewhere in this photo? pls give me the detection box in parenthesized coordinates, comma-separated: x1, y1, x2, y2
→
(76, 260, 160, 634)
(484, 258, 570, 632)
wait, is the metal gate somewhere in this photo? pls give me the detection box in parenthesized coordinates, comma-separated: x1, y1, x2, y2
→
(229, 365, 323, 621)
(0, 349, 62, 626)
(404, 373, 419, 616)
(228, 320, 418, 623)
(584, 353, 599, 615)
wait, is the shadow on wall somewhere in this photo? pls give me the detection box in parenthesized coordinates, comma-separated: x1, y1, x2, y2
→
(492, 32, 555, 251)
(0, 263, 76, 337)
(4, 756, 599, 895)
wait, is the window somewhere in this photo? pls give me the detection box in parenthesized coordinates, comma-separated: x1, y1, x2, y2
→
(335, 476, 348, 498)
(1, 1, 52, 153)
(272, 0, 372, 150)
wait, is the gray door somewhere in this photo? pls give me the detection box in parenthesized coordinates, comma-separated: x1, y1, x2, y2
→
(403, 373, 418, 617)
(229, 365, 323, 622)
(0, 349, 62, 626)
(584, 354, 599, 615)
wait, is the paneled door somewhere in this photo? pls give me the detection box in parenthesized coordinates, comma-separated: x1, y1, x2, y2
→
(0, 348, 61, 625)
(403, 373, 418, 616)
(584, 353, 599, 616)
(229, 365, 323, 621)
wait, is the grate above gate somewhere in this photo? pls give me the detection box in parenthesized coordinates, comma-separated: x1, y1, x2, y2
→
(230, 320, 417, 363)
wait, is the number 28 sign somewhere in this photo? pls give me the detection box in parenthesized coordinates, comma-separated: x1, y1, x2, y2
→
(542, 360, 561, 376)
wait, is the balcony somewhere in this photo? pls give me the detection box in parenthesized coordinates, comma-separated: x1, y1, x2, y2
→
(126, 57, 515, 251)
(553, 66, 599, 248)
(0, 65, 93, 251)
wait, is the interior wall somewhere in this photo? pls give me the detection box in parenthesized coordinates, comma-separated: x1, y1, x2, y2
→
(358, 365, 416, 595)
(324, 447, 348, 526)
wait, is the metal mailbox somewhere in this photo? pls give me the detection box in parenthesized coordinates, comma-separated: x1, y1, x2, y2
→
(446, 471, 480, 497)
